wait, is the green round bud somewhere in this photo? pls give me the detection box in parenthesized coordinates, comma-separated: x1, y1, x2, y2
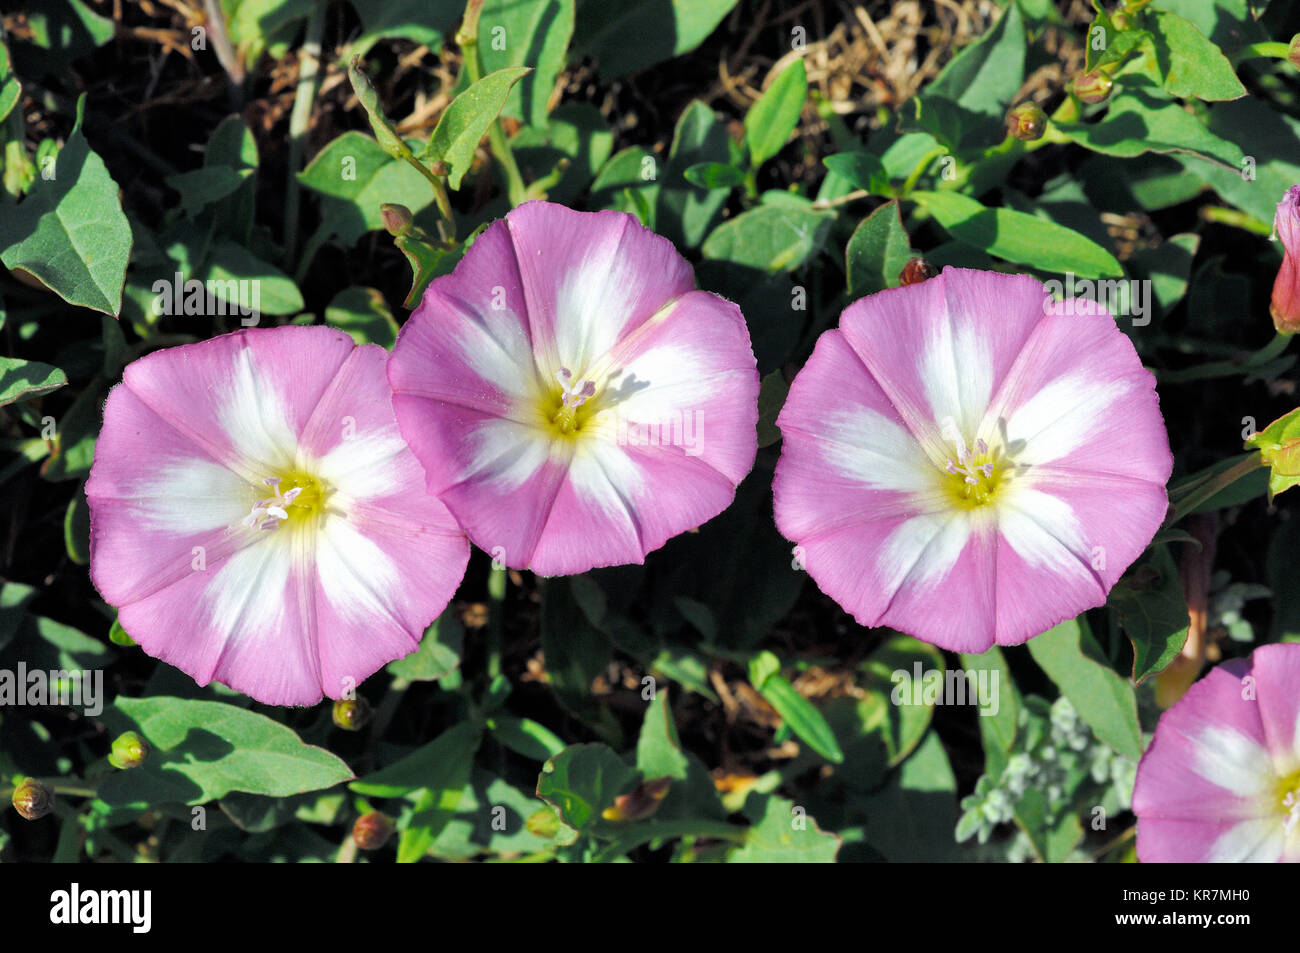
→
(1073, 71, 1113, 105)
(1005, 102, 1047, 142)
(1289, 34, 1300, 70)
(380, 203, 413, 237)
(11, 777, 52, 820)
(108, 731, 150, 770)
(525, 806, 561, 839)
(332, 695, 372, 732)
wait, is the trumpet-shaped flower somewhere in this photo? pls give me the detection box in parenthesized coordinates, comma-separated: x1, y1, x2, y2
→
(1133, 643, 1300, 862)
(387, 200, 759, 575)
(86, 326, 470, 706)
(773, 267, 1172, 652)
(1272, 184, 1300, 334)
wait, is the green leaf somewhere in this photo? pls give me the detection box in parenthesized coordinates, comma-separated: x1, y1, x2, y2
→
(573, 0, 739, 78)
(0, 582, 36, 653)
(682, 162, 745, 190)
(959, 644, 1020, 778)
(325, 286, 399, 349)
(702, 204, 833, 274)
(0, 95, 132, 315)
(535, 743, 638, 834)
(657, 100, 731, 248)
(386, 608, 463, 681)
(1056, 79, 1242, 169)
(541, 576, 612, 709)
(64, 483, 90, 565)
(196, 241, 303, 315)
(911, 190, 1123, 278)
(756, 369, 788, 448)
(490, 715, 565, 761)
(394, 724, 483, 862)
(1148, 11, 1245, 102)
(745, 59, 807, 168)
(430, 768, 554, 859)
(902, 1, 1026, 153)
(860, 731, 959, 861)
(98, 697, 354, 806)
(351, 720, 482, 798)
(0, 38, 22, 124)
(590, 146, 660, 222)
(635, 689, 689, 781)
(822, 152, 890, 195)
(477, 0, 572, 128)
(749, 653, 844, 764)
(727, 794, 840, 862)
(511, 102, 613, 206)
(846, 199, 913, 297)
(0, 358, 66, 406)
(1026, 616, 1143, 760)
(164, 166, 253, 218)
(1014, 787, 1084, 862)
(860, 635, 943, 767)
(422, 66, 531, 189)
(299, 131, 435, 244)
(1267, 527, 1300, 643)
(349, 0, 462, 57)
(1109, 545, 1190, 683)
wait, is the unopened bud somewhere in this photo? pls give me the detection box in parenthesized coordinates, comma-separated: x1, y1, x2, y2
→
(332, 695, 372, 731)
(11, 777, 52, 820)
(1289, 34, 1300, 69)
(108, 731, 150, 769)
(380, 203, 413, 237)
(352, 811, 394, 850)
(601, 777, 672, 822)
(1073, 71, 1113, 105)
(899, 258, 939, 286)
(526, 806, 561, 839)
(1005, 103, 1047, 141)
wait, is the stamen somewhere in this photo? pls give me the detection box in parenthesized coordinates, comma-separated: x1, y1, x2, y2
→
(1285, 790, 1300, 835)
(244, 474, 326, 531)
(555, 367, 596, 410)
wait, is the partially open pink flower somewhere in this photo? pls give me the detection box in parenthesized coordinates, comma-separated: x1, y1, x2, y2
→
(86, 326, 470, 706)
(773, 267, 1172, 652)
(387, 200, 759, 575)
(1133, 644, 1300, 862)
(1272, 185, 1300, 334)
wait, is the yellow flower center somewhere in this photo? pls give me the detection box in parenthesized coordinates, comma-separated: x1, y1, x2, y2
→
(1278, 769, 1300, 835)
(243, 471, 331, 531)
(544, 366, 599, 440)
(938, 424, 1008, 510)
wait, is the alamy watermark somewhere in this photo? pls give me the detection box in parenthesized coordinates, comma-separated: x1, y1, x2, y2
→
(616, 408, 704, 456)
(1043, 273, 1151, 327)
(891, 662, 999, 718)
(0, 663, 103, 716)
(151, 271, 261, 326)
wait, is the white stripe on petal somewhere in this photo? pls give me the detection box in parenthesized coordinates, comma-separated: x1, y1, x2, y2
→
(920, 319, 992, 437)
(456, 306, 539, 402)
(555, 247, 645, 372)
(1192, 726, 1276, 799)
(203, 534, 291, 655)
(568, 440, 644, 517)
(879, 511, 970, 594)
(136, 456, 250, 534)
(315, 517, 403, 627)
(219, 347, 297, 471)
(822, 407, 937, 491)
(463, 418, 553, 490)
(997, 488, 1094, 577)
(1002, 371, 1128, 466)
(316, 429, 408, 502)
(1206, 817, 1286, 863)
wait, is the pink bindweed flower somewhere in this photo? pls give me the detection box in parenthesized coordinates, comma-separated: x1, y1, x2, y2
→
(86, 326, 470, 706)
(773, 267, 1172, 652)
(1271, 185, 1300, 335)
(386, 200, 759, 575)
(1133, 643, 1300, 862)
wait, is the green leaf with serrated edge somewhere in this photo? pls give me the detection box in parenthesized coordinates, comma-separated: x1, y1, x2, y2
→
(490, 714, 565, 761)
(573, 0, 739, 78)
(911, 190, 1122, 278)
(727, 794, 839, 862)
(0, 358, 66, 406)
(1026, 616, 1143, 760)
(97, 697, 353, 806)
(1109, 545, 1190, 683)
(0, 95, 131, 315)
(386, 607, 463, 681)
(477, 0, 571, 128)
(959, 644, 1020, 778)
(745, 59, 807, 168)
(351, 720, 481, 797)
(1148, 10, 1245, 102)
(702, 204, 833, 274)
(535, 743, 638, 834)
(846, 199, 913, 297)
(420, 66, 531, 190)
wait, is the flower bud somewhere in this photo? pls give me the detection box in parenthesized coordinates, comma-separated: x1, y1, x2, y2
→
(1245, 405, 1300, 500)
(1073, 71, 1113, 104)
(525, 806, 561, 839)
(380, 203, 413, 237)
(1005, 103, 1047, 142)
(352, 811, 394, 850)
(899, 258, 939, 286)
(11, 777, 52, 820)
(600, 777, 672, 822)
(1271, 185, 1300, 335)
(1289, 34, 1300, 70)
(108, 731, 150, 769)
(333, 695, 372, 731)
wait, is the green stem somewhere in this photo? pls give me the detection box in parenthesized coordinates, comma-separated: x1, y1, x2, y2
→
(1159, 331, 1291, 384)
(899, 145, 945, 196)
(1200, 205, 1272, 235)
(1234, 41, 1292, 63)
(457, 0, 527, 206)
(1166, 452, 1263, 523)
(487, 564, 506, 682)
(284, 5, 326, 268)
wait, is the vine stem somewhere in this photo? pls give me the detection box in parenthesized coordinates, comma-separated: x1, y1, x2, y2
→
(456, 0, 528, 206)
(1159, 331, 1292, 384)
(284, 5, 326, 269)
